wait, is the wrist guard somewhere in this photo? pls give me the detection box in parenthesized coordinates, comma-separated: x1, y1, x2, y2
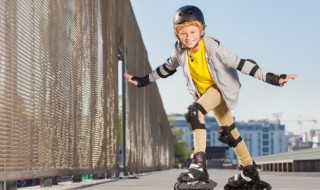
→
(266, 73, 287, 86)
(131, 75, 150, 88)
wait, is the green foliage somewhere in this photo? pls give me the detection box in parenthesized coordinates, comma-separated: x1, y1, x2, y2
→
(168, 114, 193, 167)
(171, 128, 192, 159)
(118, 95, 123, 146)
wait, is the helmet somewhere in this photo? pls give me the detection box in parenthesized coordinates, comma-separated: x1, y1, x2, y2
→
(173, 5, 205, 25)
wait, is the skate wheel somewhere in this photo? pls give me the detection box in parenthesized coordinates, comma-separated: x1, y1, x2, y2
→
(174, 182, 180, 190)
(256, 180, 272, 190)
(174, 180, 216, 190)
(224, 180, 271, 190)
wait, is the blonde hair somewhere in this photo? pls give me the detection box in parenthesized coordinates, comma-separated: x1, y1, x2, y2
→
(174, 21, 205, 39)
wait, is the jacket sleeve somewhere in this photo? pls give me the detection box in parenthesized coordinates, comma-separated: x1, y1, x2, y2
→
(216, 42, 271, 83)
(148, 50, 180, 82)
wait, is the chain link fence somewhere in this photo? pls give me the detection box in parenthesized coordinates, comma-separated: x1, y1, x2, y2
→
(0, 0, 174, 181)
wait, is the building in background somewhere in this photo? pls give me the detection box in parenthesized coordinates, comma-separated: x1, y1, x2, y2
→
(287, 129, 320, 151)
(312, 131, 320, 148)
(170, 114, 287, 165)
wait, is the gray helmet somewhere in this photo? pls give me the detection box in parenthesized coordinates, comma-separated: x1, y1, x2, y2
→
(173, 5, 205, 25)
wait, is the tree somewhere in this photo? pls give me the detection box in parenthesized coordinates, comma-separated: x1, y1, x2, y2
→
(169, 114, 192, 168)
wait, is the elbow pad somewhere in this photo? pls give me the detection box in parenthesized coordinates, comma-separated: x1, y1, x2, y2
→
(266, 73, 287, 86)
(131, 75, 150, 88)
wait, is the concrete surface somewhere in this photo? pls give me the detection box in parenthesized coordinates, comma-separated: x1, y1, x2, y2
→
(22, 169, 320, 190)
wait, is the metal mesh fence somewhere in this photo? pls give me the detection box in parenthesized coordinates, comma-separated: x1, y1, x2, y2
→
(0, 0, 174, 181)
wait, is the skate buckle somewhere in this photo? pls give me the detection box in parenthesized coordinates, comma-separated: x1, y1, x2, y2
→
(200, 181, 207, 187)
(240, 171, 252, 182)
(187, 180, 199, 185)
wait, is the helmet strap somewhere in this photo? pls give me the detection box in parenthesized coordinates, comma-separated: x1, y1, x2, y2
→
(187, 42, 199, 62)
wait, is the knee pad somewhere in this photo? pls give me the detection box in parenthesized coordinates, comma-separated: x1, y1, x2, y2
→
(217, 123, 242, 147)
(184, 102, 207, 130)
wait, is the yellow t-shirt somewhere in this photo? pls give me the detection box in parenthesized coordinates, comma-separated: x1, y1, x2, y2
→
(188, 39, 215, 95)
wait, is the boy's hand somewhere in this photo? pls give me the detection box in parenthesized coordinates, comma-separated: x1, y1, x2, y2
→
(124, 73, 138, 86)
(279, 74, 298, 85)
(123, 73, 150, 87)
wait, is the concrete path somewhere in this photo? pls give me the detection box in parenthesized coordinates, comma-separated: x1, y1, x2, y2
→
(23, 169, 320, 190)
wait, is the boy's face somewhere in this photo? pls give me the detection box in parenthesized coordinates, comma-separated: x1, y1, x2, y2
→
(178, 25, 203, 49)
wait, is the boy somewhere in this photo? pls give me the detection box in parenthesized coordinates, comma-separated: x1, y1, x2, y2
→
(124, 5, 297, 189)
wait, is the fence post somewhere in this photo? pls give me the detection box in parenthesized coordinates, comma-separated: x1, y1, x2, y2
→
(4, 181, 17, 190)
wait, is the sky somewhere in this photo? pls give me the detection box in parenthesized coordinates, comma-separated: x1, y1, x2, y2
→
(129, 0, 320, 135)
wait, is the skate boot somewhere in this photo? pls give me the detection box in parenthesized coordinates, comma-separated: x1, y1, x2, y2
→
(178, 152, 209, 182)
(224, 162, 272, 190)
(174, 152, 217, 190)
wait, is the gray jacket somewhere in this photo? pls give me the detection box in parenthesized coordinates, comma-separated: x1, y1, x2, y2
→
(148, 35, 270, 110)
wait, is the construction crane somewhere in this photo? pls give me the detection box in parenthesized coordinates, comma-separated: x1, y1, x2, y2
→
(273, 113, 317, 134)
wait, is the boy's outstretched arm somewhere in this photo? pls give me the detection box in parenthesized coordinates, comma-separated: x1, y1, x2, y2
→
(123, 45, 181, 88)
(124, 73, 149, 88)
(123, 51, 179, 88)
(216, 43, 298, 87)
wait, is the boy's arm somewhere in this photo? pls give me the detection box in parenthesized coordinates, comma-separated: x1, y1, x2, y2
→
(217, 44, 293, 86)
(125, 50, 180, 88)
(148, 51, 180, 83)
(235, 58, 287, 86)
